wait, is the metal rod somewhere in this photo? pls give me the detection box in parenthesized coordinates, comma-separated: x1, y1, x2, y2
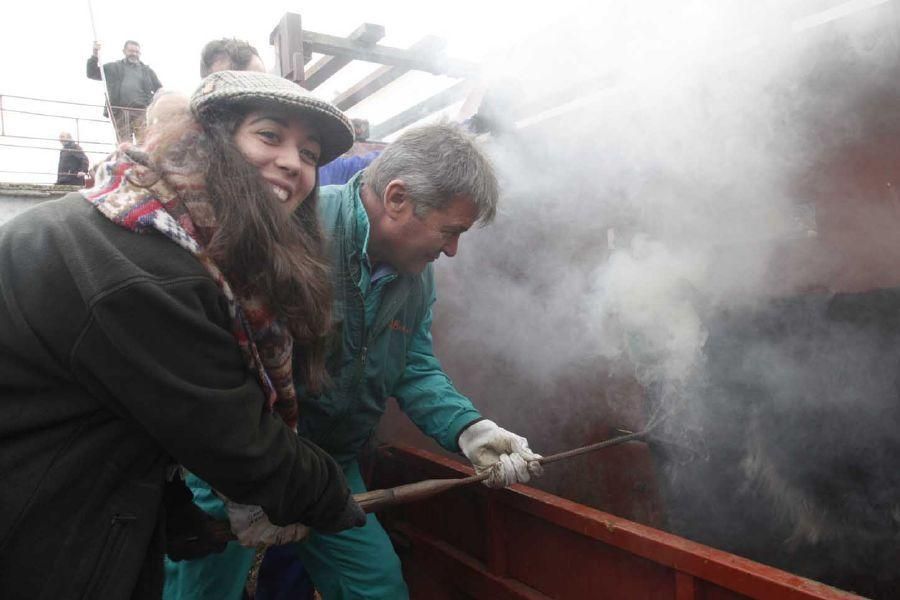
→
(0, 169, 75, 176)
(206, 425, 662, 544)
(1, 133, 115, 147)
(354, 426, 655, 514)
(87, 0, 122, 143)
(0, 142, 110, 155)
(0, 93, 107, 109)
(1, 107, 111, 123)
(538, 429, 651, 466)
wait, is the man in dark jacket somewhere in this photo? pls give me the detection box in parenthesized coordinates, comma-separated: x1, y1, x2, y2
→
(87, 40, 162, 143)
(55, 131, 89, 185)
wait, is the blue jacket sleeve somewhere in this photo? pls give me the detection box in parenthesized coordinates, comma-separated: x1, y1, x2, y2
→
(392, 280, 482, 452)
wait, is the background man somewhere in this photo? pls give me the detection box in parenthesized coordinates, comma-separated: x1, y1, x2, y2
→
(199, 38, 266, 77)
(55, 132, 89, 185)
(86, 40, 162, 143)
(145, 38, 266, 131)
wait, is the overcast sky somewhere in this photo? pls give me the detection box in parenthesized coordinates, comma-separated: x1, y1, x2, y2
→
(0, 0, 577, 180)
(3, 0, 881, 183)
(1, 0, 573, 182)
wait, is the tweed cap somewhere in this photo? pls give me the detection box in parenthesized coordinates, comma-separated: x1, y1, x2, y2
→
(191, 70, 354, 165)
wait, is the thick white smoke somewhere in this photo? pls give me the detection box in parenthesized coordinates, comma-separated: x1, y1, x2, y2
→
(439, 0, 807, 402)
(430, 1, 900, 594)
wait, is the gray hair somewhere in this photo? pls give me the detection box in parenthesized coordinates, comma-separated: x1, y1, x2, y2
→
(364, 122, 498, 224)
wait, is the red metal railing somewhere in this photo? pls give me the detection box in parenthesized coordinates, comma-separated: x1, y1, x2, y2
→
(0, 94, 116, 184)
(370, 445, 865, 600)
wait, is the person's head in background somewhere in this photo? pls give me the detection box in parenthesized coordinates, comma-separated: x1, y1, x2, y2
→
(351, 119, 369, 142)
(59, 131, 74, 146)
(143, 39, 267, 129)
(122, 40, 142, 64)
(200, 38, 265, 78)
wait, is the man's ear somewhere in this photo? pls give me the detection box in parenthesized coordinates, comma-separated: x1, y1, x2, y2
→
(383, 179, 410, 220)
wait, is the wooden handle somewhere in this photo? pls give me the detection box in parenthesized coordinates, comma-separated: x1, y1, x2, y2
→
(355, 472, 487, 513)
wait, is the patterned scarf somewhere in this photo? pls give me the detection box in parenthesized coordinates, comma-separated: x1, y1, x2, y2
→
(82, 139, 299, 429)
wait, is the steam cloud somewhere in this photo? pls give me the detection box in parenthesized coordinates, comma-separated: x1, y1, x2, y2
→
(439, 0, 810, 423)
(430, 1, 900, 595)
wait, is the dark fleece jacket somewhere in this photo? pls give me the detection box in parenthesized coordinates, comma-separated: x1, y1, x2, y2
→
(0, 194, 349, 599)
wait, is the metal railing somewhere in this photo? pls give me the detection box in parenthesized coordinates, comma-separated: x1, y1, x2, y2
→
(0, 94, 119, 185)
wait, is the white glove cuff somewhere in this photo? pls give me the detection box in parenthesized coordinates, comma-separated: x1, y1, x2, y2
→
(458, 419, 499, 458)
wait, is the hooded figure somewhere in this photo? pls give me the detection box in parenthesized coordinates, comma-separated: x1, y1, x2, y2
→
(55, 132, 90, 185)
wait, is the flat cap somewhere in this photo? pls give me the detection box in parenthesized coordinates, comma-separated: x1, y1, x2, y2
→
(191, 70, 354, 165)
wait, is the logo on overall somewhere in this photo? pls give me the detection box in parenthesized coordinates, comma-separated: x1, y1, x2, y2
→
(389, 320, 412, 335)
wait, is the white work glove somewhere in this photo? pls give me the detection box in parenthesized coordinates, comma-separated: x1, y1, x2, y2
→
(224, 501, 311, 548)
(458, 419, 544, 489)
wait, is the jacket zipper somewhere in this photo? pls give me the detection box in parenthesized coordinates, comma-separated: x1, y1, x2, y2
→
(352, 277, 368, 391)
(360, 344, 368, 371)
(82, 513, 136, 598)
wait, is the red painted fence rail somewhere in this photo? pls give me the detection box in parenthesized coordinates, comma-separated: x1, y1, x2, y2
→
(368, 444, 866, 600)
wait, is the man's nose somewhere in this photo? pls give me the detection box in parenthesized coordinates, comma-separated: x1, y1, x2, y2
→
(442, 236, 460, 257)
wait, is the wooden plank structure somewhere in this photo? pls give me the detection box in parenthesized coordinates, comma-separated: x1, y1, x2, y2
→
(269, 12, 479, 141)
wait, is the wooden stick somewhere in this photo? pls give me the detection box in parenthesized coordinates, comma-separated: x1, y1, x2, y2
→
(355, 427, 653, 513)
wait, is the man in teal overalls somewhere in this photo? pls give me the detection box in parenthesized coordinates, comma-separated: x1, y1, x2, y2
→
(165, 123, 542, 599)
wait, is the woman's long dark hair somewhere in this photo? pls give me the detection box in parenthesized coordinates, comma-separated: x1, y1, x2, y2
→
(145, 103, 332, 392)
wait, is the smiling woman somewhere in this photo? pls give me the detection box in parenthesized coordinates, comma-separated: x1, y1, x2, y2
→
(232, 110, 322, 215)
(0, 71, 361, 599)
(142, 70, 353, 392)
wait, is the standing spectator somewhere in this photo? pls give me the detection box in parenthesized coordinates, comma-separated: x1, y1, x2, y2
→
(87, 40, 162, 143)
(55, 131, 89, 186)
(200, 38, 266, 78)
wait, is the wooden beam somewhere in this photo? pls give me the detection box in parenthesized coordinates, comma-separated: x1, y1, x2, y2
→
(371, 80, 471, 140)
(302, 23, 385, 91)
(300, 30, 477, 78)
(269, 13, 310, 84)
(333, 36, 446, 111)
